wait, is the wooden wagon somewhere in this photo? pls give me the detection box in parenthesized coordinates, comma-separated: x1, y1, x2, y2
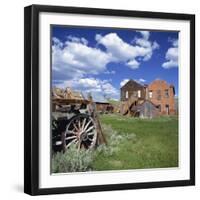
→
(52, 96, 106, 152)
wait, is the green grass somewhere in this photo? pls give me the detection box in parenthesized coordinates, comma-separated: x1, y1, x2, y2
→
(93, 114, 178, 170)
(52, 114, 178, 173)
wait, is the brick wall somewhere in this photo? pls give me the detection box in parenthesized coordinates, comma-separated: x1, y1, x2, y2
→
(147, 80, 175, 115)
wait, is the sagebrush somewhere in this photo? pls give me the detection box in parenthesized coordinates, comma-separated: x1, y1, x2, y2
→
(52, 144, 94, 173)
(52, 124, 135, 173)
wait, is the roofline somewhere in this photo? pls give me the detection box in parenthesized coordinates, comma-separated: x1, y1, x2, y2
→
(148, 79, 175, 87)
(120, 79, 145, 89)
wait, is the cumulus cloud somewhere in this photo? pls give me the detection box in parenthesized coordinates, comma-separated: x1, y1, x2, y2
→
(104, 70, 116, 74)
(137, 31, 150, 40)
(138, 78, 146, 83)
(52, 31, 159, 101)
(54, 78, 119, 101)
(96, 32, 159, 69)
(126, 59, 140, 69)
(171, 39, 178, 47)
(120, 79, 130, 87)
(52, 37, 63, 48)
(120, 78, 146, 88)
(52, 37, 112, 79)
(66, 35, 88, 45)
(162, 39, 178, 69)
(135, 38, 151, 48)
(53, 32, 159, 79)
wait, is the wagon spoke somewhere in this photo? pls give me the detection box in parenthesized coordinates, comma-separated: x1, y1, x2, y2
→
(66, 130, 76, 135)
(85, 125, 94, 133)
(83, 120, 93, 132)
(73, 122, 79, 131)
(66, 138, 77, 148)
(87, 131, 95, 136)
(65, 135, 76, 140)
(81, 118, 86, 130)
(78, 120, 81, 129)
(65, 115, 97, 150)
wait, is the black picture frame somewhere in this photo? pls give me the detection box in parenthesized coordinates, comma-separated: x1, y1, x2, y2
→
(24, 4, 195, 195)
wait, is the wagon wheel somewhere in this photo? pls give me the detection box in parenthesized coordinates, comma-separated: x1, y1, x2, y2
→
(65, 114, 97, 150)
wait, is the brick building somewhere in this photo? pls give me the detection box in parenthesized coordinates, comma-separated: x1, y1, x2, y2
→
(147, 80, 175, 115)
(120, 79, 176, 116)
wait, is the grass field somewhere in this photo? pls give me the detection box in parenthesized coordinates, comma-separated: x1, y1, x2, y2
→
(93, 114, 178, 170)
(52, 114, 178, 173)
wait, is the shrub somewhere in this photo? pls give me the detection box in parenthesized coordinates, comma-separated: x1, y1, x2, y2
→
(52, 144, 94, 173)
(52, 124, 137, 173)
(97, 124, 137, 156)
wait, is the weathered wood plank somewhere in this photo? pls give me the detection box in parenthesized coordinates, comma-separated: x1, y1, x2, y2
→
(52, 98, 89, 105)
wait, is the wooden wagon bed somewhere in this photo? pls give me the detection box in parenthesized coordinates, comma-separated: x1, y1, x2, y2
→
(52, 98, 90, 105)
(52, 96, 106, 151)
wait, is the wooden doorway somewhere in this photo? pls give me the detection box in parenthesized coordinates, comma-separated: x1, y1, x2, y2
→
(165, 104, 169, 115)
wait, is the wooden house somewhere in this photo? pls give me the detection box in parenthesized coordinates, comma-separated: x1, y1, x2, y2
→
(120, 79, 146, 101)
(130, 100, 159, 118)
(95, 102, 114, 114)
(120, 79, 176, 117)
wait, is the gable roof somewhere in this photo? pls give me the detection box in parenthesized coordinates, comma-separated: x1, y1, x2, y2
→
(120, 79, 144, 89)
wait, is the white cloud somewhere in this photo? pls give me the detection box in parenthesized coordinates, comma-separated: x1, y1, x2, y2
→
(95, 34, 102, 41)
(135, 38, 151, 48)
(96, 33, 137, 61)
(102, 82, 118, 96)
(137, 31, 150, 40)
(104, 70, 116, 74)
(120, 79, 129, 87)
(126, 59, 140, 69)
(96, 32, 159, 69)
(52, 37, 63, 48)
(152, 41, 160, 50)
(162, 39, 178, 69)
(168, 37, 178, 47)
(120, 78, 146, 87)
(67, 35, 88, 45)
(52, 37, 112, 79)
(138, 78, 146, 83)
(53, 32, 159, 79)
(54, 78, 119, 102)
(172, 39, 178, 47)
(52, 32, 160, 100)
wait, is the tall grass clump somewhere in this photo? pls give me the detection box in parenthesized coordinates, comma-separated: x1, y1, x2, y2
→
(96, 124, 137, 156)
(52, 124, 137, 173)
(52, 144, 94, 173)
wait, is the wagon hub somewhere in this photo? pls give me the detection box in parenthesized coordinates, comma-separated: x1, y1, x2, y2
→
(65, 114, 97, 150)
(80, 131, 89, 141)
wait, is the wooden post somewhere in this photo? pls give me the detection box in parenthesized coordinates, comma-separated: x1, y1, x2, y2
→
(94, 113, 107, 145)
(61, 131, 66, 152)
(87, 95, 107, 145)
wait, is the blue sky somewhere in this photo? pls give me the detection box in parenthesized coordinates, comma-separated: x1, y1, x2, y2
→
(52, 26, 178, 101)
